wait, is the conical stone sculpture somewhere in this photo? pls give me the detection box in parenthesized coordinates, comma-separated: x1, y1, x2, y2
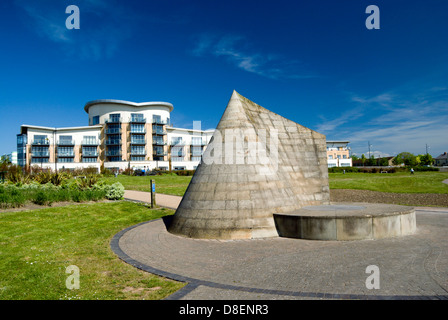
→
(167, 91, 330, 239)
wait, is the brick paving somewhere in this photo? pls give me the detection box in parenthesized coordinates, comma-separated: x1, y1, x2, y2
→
(116, 190, 448, 300)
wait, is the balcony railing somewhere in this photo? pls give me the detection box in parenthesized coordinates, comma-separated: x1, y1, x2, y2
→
(105, 117, 122, 124)
(106, 128, 121, 134)
(130, 150, 146, 156)
(130, 139, 146, 145)
(129, 117, 146, 123)
(106, 150, 122, 157)
(32, 139, 50, 145)
(151, 119, 168, 125)
(82, 140, 99, 146)
(152, 140, 167, 145)
(31, 152, 50, 157)
(106, 139, 121, 145)
(152, 129, 167, 135)
(82, 151, 98, 157)
(191, 152, 203, 157)
(57, 152, 74, 157)
(170, 140, 185, 145)
(191, 141, 206, 146)
(153, 151, 167, 156)
(130, 129, 146, 134)
(57, 140, 75, 146)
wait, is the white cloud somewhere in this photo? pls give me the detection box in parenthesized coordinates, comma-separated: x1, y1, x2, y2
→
(191, 33, 317, 80)
(317, 87, 448, 157)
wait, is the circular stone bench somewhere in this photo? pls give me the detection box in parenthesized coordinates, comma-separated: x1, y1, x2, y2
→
(273, 203, 416, 241)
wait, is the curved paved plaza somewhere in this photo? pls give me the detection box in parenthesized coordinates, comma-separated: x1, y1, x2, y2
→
(111, 206, 448, 300)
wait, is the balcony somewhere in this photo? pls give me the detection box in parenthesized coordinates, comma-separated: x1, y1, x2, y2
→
(105, 128, 121, 134)
(82, 140, 99, 146)
(153, 151, 167, 157)
(130, 150, 146, 156)
(106, 139, 121, 145)
(32, 139, 50, 146)
(31, 151, 50, 157)
(57, 140, 75, 146)
(82, 151, 98, 157)
(57, 152, 74, 157)
(152, 140, 166, 145)
(106, 150, 122, 157)
(191, 141, 207, 146)
(129, 117, 146, 123)
(105, 117, 122, 124)
(152, 129, 167, 135)
(151, 118, 168, 125)
(130, 129, 146, 134)
(170, 140, 185, 146)
(130, 138, 146, 145)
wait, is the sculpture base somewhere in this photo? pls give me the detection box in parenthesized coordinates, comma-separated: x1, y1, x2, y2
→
(273, 202, 416, 241)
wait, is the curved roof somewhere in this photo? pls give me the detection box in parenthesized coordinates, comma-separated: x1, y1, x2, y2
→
(84, 99, 174, 113)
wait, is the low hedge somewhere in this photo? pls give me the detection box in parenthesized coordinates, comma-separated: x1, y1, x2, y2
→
(0, 181, 125, 209)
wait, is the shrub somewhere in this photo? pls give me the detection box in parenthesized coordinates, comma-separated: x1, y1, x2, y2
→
(104, 182, 125, 200)
(32, 190, 53, 206)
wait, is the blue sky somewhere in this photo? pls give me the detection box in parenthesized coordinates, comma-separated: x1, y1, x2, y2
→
(1, 0, 447, 158)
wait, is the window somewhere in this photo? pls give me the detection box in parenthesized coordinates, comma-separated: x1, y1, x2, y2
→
(131, 145, 145, 155)
(83, 136, 97, 145)
(58, 157, 74, 163)
(328, 155, 333, 159)
(153, 136, 164, 145)
(59, 135, 73, 145)
(343, 155, 347, 159)
(82, 157, 97, 163)
(191, 156, 201, 162)
(337, 155, 341, 159)
(58, 147, 74, 157)
(152, 124, 165, 134)
(173, 166, 186, 170)
(131, 156, 145, 161)
(153, 146, 164, 155)
(33, 135, 49, 145)
(32, 157, 49, 163)
(107, 124, 120, 134)
(191, 137, 202, 145)
(191, 146, 203, 156)
(131, 124, 145, 133)
(32, 146, 49, 157)
(131, 113, 145, 122)
(92, 116, 99, 125)
(109, 113, 121, 123)
(171, 137, 183, 145)
(82, 147, 97, 156)
(171, 157, 184, 162)
(171, 146, 184, 157)
(153, 114, 161, 124)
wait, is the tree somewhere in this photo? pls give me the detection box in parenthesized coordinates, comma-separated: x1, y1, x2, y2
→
(361, 154, 366, 166)
(419, 154, 433, 166)
(378, 157, 389, 166)
(393, 152, 417, 166)
(367, 155, 376, 166)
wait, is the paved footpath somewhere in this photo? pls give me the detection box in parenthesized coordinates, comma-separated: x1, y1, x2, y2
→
(116, 190, 448, 300)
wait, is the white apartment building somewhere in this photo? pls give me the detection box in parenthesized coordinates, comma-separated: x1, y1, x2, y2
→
(17, 99, 214, 172)
(326, 141, 352, 167)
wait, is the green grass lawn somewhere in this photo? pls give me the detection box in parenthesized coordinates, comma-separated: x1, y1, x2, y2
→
(0, 201, 184, 300)
(102, 174, 192, 196)
(105, 171, 448, 196)
(329, 171, 448, 194)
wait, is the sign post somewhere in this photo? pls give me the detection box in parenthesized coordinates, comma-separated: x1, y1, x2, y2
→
(150, 179, 156, 208)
